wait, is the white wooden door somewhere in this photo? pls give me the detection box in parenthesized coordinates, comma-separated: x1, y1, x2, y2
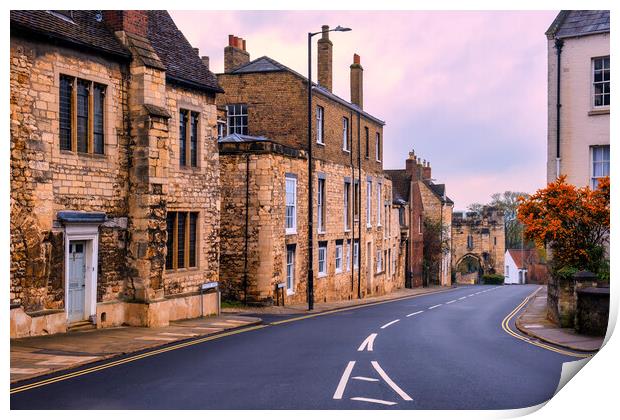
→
(67, 241, 87, 322)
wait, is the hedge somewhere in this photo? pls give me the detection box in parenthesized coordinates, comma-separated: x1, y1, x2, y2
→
(482, 274, 504, 285)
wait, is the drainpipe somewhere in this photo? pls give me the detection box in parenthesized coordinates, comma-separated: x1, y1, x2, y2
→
(243, 154, 250, 304)
(350, 110, 354, 295)
(555, 38, 564, 179)
(357, 110, 362, 299)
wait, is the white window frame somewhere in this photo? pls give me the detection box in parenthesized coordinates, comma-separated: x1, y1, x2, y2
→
(366, 180, 372, 228)
(346, 239, 352, 271)
(318, 243, 327, 277)
(353, 240, 359, 269)
(418, 215, 423, 234)
(377, 183, 382, 227)
(286, 245, 295, 295)
(591, 145, 610, 188)
(375, 132, 381, 162)
(344, 180, 351, 232)
(342, 117, 350, 152)
(285, 176, 297, 235)
(316, 106, 324, 145)
(318, 178, 326, 233)
(376, 249, 383, 274)
(226, 104, 248, 135)
(592, 56, 610, 109)
(335, 242, 343, 273)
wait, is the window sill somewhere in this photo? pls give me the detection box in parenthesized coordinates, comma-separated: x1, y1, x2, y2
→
(61, 150, 107, 159)
(366, 225, 372, 229)
(286, 230, 297, 236)
(318, 273, 327, 278)
(318, 230, 327, 235)
(342, 149, 351, 153)
(316, 141, 325, 146)
(165, 267, 200, 276)
(335, 269, 343, 274)
(179, 165, 202, 172)
(588, 108, 610, 116)
(286, 289, 295, 296)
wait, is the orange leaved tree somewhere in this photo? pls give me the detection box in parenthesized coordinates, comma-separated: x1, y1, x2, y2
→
(517, 176, 609, 276)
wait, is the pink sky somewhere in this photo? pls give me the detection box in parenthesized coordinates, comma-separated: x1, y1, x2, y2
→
(171, 10, 558, 210)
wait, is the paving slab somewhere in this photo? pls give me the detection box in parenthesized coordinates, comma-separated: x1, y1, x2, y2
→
(516, 286, 604, 352)
(10, 314, 261, 384)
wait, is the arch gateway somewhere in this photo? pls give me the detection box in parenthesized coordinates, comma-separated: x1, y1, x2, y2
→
(451, 207, 505, 284)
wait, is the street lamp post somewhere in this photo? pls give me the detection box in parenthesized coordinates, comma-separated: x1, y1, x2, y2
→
(307, 25, 351, 311)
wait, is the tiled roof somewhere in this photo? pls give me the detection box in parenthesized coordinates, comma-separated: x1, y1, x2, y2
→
(546, 10, 610, 39)
(147, 11, 222, 93)
(424, 180, 454, 205)
(10, 10, 222, 93)
(384, 169, 410, 203)
(10, 10, 130, 58)
(507, 249, 539, 269)
(228, 55, 385, 126)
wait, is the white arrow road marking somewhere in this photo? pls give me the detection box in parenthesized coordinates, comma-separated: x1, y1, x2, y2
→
(446, 300, 456, 304)
(406, 310, 424, 317)
(333, 361, 356, 399)
(352, 376, 380, 382)
(428, 304, 442, 309)
(357, 333, 378, 351)
(380, 319, 400, 329)
(351, 397, 397, 406)
(371, 361, 413, 401)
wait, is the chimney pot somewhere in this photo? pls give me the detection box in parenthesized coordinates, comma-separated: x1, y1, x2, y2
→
(103, 10, 149, 38)
(321, 25, 330, 39)
(224, 34, 250, 73)
(193, 47, 199, 55)
(350, 52, 364, 108)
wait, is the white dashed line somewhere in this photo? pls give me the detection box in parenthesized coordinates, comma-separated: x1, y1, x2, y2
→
(406, 310, 424, 317)
(351, 397, 397, 406)
(333, 361, 356, 399)
(428, 304, 442, 309)
(468, 294, 475, 297)
(458, 297, 467, 300)
(357, 333, 378, 351)
(381, 319, 400, 329)
(371, 361, 413, 401)
(352, 376, 379, 382)
(446, 300, 456, 304)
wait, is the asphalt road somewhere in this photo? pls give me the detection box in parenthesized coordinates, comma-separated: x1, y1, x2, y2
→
(11, 285, 583, 410)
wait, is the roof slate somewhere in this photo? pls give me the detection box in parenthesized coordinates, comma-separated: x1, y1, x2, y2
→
(384, 169, 411, 203)
(10, 10, 222, 93)
(547, 10, 610, 39)
(10, 10, 129, 58)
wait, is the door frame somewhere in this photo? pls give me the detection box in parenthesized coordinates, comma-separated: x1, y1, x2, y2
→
(64, 223, 99, 323)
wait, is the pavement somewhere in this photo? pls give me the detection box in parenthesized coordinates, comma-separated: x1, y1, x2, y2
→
(10, 286, 448, 385)
(10, 314, 261, 384)
(11, 285, 582, 410)
(515, 285, 604, 352)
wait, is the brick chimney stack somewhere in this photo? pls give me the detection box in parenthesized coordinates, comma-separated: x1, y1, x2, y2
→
(201, 56, 210, 71)
(224, 34, 250, 73)
(103, 11, 149, 38)
(350, 53, 363, 109)
(317, 25, 333, 91)
(406, 149, 418, 179)
(422, 161, 432, 180)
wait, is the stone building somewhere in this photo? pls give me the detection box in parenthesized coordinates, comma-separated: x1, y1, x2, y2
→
(10, 10, 222, 337)
(217, 31, 403, 305)
(546, 11, 609, 188)
(451, 207, 505, 284)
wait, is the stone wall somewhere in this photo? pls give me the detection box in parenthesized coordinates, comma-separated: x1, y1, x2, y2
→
(451, 207, 505, 280)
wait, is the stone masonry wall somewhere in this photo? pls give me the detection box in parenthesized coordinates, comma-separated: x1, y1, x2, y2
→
(10, 36, 130, 311)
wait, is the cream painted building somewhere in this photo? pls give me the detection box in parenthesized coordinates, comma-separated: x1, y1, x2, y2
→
(546, 10, 610, 188)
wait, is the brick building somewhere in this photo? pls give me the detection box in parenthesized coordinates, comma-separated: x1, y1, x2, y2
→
(451, 207, 505, 284)
(386, 150, 453, 287)
(10, 10, 222, 337)
(217, 30, 404, 305)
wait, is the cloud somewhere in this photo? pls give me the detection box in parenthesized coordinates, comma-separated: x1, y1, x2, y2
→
(170, 10, 557, 209)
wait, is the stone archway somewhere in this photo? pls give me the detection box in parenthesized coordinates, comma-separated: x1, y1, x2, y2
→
(455, 254, 482, 284)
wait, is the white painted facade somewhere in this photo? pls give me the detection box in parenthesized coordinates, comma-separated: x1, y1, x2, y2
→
(504, 250, 526, 285)
(547, 27, 610, 187)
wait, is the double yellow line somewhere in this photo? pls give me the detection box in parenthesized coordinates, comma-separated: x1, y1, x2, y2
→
(501, 287, 595, 359)
(11, 288, 453, 395)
